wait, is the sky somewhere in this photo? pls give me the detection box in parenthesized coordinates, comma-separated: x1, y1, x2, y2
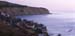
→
(1, 0, 75, 12)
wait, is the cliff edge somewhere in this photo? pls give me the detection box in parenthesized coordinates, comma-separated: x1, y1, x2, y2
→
(0, 1, 50, 16)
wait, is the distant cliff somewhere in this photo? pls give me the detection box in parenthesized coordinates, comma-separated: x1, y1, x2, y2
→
(0, 1, 50, 16)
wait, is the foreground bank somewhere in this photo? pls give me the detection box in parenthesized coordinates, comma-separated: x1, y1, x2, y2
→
(0, 12, 49, 36)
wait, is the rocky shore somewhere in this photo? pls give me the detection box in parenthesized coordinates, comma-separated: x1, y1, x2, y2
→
(0, 1, 50, 36)
(0, 12, 49, 36)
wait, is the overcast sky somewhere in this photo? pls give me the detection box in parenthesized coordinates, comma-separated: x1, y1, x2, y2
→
(1, 0, 75, 12)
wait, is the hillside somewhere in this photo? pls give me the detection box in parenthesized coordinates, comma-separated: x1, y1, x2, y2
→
(0, 1, 50, 16)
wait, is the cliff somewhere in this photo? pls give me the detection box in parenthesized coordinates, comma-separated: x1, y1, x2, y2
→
(0, 1, 50, 16)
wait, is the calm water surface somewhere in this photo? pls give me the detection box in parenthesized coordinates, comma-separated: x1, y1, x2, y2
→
(16, 12, 74, 36)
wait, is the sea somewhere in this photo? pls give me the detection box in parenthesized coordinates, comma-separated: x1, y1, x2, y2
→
(16, 12, 74, 36)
